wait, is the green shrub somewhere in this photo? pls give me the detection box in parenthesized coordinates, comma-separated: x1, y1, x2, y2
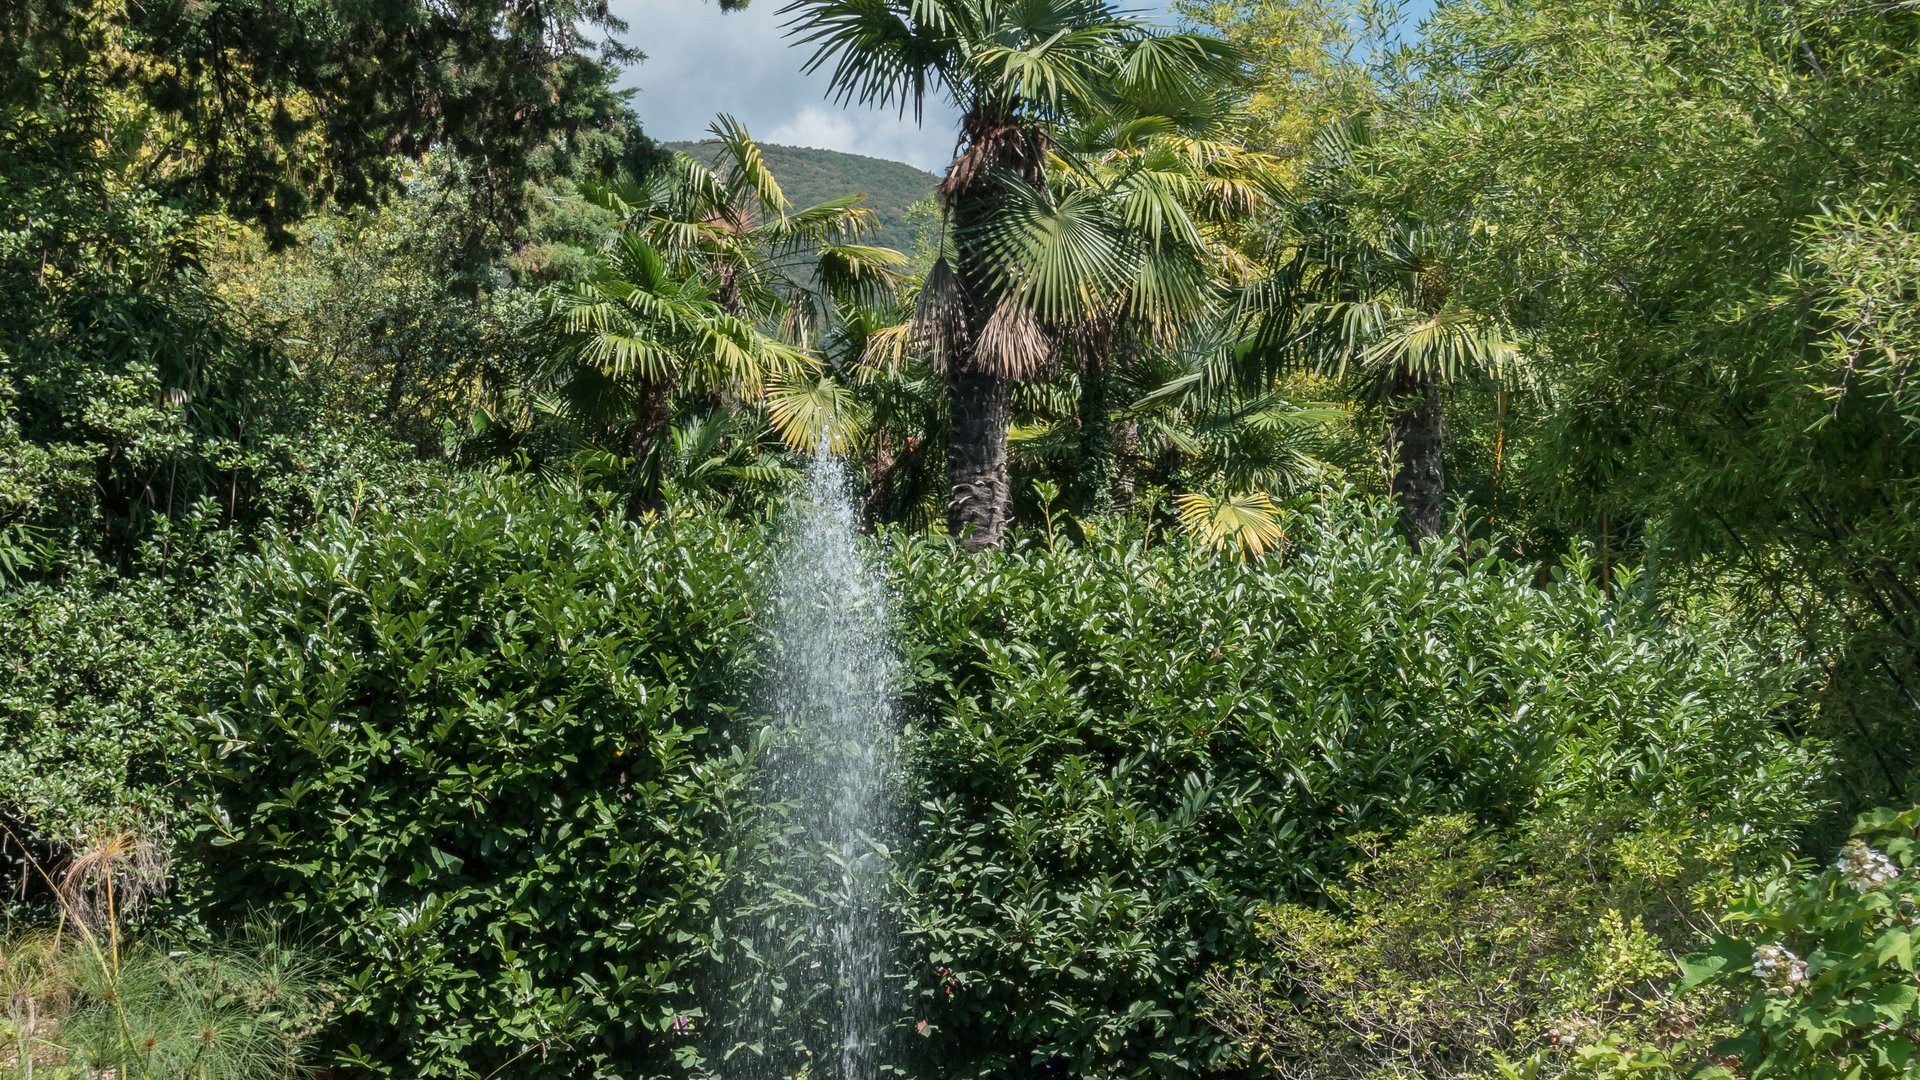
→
(1204, 812, 1734, 1079)
(0, 497, 419, 906)
(183, 487, 1829, 1078)
(1488, 804, 1920, 1079)
(891, 500, 1828, 1078)
(0, 562, 211, 859)
(1675, 804, 1920, 1078)
(182, 479, 772, 1077)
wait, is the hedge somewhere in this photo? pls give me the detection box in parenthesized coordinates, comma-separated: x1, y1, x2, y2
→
(184, 482, 1829, 1077)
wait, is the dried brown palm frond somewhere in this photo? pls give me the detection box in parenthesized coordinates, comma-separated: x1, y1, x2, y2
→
(858, 321, 918, 374)
(976, 296, 1053, 380)
(912, 256, 969, 371)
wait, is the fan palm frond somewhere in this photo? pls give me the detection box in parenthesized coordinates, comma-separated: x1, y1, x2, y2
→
(784, 0, 952, 119)
(1175, 489, 1287, 561)
(708, 113, 788, 218)
(542, 233, 804, 430)
(976, 181, 1125, 322)
(854, 319, 918, 374)
(817, 243, 912, 305)
(767, 365, 867, 452)
(765, 196, 876, 247)
(1358, 309, 1516, 383)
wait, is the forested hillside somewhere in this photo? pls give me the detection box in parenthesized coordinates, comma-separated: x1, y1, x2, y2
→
(667, 139, 938, 254)
(4, 0, 1920, 1076)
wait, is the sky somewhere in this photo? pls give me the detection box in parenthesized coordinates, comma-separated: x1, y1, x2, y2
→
(605, 0, 1432, 173)
(607, 0, 961, 173)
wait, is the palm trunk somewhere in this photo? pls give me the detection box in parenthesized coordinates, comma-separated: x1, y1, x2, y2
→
(1109, 419, 1138, 511)
(627, 375, 674, 519)
(1078, 367, 1115, 517)
(940, 114, 1048, 551)
(1075, 320, 1117, 517)
(945, 367, 1012, 550)
(1387, 365, 1444, 537)
(864, 431, 900, 529)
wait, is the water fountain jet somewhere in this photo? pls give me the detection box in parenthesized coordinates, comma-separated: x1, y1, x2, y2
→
(748, 441, 901, 1080)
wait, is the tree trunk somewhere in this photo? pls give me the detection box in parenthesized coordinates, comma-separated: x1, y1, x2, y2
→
(939, 113, 1050, 551)
(945, 367, 1011, 550)
(1109, 419, 1138, 511)
(1075, 321, 1117, 517)
(627, 375, 674, 519)
(1387, 365, 1445, 537)
(864, 430, 900, 529)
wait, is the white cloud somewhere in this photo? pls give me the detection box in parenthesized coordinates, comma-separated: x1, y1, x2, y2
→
(603, 0, 1247, 170)
(608, 0, 959, 171)
(766, 105, 953, 171)
(764, 105, 860, 153)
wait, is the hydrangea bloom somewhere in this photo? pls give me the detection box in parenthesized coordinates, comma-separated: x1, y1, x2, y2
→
(1835, 839, 1900, 891)
(1751, 943, 1807, 990)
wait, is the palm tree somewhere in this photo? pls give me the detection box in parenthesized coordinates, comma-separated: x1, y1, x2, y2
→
(783, 0, 1238, 549)
(1306, 248, 1515, 537)
(1023, 102, 1291, 513)
(765, 294, 954, 527)
(541, 231, 807, 516)
(586, 115, 906, 337)
(1239, 120, 1518, 537)
(536, 118, 909, 516)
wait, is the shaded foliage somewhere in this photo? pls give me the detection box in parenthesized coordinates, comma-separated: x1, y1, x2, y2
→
(1371, 0, 1920, 801)
(3, 0, 642, 238)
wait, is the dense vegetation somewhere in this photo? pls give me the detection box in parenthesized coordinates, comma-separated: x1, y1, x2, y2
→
(5, 0, 1920, 1075)
(169, 485, 1823, 1078)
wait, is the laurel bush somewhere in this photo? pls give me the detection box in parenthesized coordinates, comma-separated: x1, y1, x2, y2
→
(182, 483, 1830, 1077)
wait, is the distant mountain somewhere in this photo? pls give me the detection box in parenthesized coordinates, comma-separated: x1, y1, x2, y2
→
(665, 140, 940, 258)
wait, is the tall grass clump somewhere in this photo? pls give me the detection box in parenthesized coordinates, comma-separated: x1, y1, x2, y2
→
(2, 828, 329, 1078)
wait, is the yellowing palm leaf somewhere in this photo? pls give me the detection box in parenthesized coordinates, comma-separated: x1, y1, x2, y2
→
(766, 366, 865, 453)
(1175, 489, 1287, 561)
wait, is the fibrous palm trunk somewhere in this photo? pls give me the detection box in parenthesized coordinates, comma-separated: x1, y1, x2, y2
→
(945, 367, 1012, 548)
(1074, 318, 1118, 517)
(1109, 419, 1138, 510)
(863, 430, 901, 529)
(939, 116, 1047, 552)
(1387, 364, 1444, 537)
(626, 375, 675, 519)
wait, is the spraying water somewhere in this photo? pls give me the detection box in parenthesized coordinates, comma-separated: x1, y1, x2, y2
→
(757, 442, 900, 1079)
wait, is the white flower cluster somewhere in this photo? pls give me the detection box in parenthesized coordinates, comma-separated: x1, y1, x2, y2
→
(1751, 943, 1807, 990)
(1835, 839, 1900, 892)
(1545, 1019, 1589, 1048)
